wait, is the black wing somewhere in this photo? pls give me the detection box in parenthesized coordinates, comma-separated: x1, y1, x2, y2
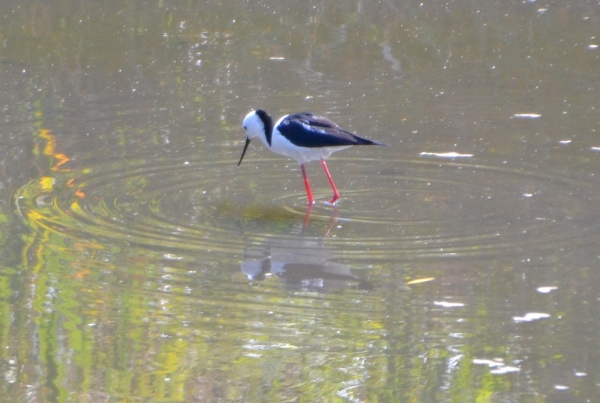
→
(277, 112, 381, 148)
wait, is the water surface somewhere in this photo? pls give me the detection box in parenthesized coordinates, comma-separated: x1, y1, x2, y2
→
(1, 1, 600, 402)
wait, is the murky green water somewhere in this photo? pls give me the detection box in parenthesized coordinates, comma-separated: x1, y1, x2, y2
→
(1, 1, 600, 402)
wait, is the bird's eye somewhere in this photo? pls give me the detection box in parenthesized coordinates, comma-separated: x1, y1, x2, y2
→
(243, 126, 247, 130)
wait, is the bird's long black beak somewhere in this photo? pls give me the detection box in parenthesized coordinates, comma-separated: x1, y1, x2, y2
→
(237, 138, 251, 166)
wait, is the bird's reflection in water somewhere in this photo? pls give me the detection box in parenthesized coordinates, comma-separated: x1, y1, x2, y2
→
(241, 205, 373, 292)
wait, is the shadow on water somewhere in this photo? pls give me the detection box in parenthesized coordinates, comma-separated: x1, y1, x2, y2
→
(240, 205, 374, 292)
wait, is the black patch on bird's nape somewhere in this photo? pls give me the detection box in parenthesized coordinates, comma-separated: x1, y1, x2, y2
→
(254, 109, 274, 146)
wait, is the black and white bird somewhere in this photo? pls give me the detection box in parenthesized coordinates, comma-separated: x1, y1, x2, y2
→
(238, 109, 385, 204)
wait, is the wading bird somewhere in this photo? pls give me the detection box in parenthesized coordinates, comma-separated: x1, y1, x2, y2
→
(238, 109, 384, 204)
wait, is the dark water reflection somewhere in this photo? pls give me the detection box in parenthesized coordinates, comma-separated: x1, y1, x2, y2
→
(1, 0, 600, 402)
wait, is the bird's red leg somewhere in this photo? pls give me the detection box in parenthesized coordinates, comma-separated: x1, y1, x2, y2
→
(300, 164, 315, 204)
(321, 159, 340, 204)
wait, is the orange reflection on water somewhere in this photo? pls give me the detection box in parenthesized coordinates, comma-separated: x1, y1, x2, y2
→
(38, 129, 70, 171)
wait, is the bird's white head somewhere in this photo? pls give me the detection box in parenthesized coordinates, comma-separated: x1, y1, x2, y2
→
(238, 109, 273, 166)
(242, 110, 267, 140)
